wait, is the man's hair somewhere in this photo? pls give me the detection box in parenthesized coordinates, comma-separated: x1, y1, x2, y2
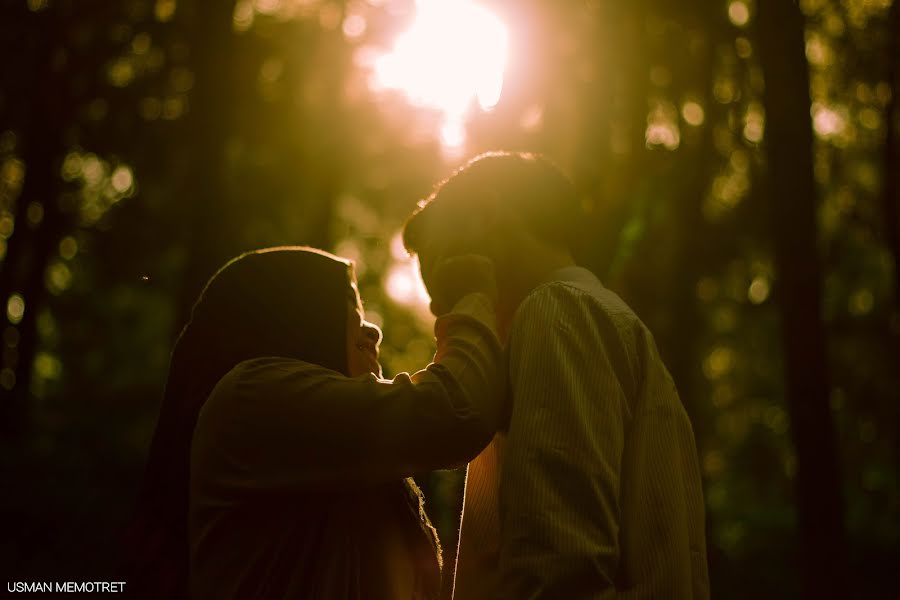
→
(402, 151, 580, 256)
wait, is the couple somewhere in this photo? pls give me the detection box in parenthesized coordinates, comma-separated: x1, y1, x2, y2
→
(125, 152, 709, 599)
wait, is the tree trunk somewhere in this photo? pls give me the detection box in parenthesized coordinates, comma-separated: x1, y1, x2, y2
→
(574, 0, 650, 280)
(658, 0, 722, 449)
(883, 1, 900, 315)
(755, 2, 849, 598)
(172, 0, 239, 331)
(0, 4, 69, 435)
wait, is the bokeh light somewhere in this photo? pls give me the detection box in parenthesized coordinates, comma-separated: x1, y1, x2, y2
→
(748, 276, 770, 304)
(6, 293, 25, 325)
(728, 1, 750, 27)
(386, 232, 431, 311)
(682, 101, 706, 126)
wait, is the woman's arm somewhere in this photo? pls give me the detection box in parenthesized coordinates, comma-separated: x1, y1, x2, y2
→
(191, 261, 503, 493)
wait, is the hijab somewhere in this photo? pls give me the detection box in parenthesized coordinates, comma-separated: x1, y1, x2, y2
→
(122, 247, 353, 598)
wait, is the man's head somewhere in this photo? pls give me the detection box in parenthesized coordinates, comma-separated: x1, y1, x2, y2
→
(403, 151, 580, 319)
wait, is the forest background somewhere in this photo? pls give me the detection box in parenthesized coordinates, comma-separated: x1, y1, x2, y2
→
(1, 0, 898, 597)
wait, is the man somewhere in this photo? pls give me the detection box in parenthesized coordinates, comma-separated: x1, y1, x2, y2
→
(403, 152, 710, 599)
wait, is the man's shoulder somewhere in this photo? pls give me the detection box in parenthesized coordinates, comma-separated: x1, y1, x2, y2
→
(512, 276, 642, 332)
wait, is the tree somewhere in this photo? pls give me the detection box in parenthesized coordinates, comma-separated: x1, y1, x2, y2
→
(170, 0, 239, 329)
(0, 2, 79, 432)
(755, 2, 849, 597)
(883, 0, 900, 313)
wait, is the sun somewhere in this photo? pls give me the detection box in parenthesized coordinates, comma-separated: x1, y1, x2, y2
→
(371, 0, 508, 150)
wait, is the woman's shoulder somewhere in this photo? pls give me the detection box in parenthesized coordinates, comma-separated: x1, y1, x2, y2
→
(233, 356, 342, 378)
(212, 357, 344, 399)
(195, 358, 354, 457)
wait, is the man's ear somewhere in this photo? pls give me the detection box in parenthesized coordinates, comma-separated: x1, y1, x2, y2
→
(478, 191, 503, 227)
(482, 205, 523, 259)
(464, 196, 509, 252)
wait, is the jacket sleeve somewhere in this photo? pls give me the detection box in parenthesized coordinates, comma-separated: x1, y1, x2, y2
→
(191, 292, 503, 493)
(497, 283, 628, 599)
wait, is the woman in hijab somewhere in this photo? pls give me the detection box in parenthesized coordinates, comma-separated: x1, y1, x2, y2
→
(122, 246, 502, 599)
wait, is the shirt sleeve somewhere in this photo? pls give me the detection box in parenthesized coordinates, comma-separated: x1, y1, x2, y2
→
(497, 283, 629, 599)
(191, 291, 504, 493)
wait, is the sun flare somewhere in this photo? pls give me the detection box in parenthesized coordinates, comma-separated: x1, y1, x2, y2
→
(372, 0, 508, 150)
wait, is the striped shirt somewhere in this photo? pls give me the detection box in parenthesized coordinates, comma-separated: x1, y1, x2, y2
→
(452, 267, 709, 599)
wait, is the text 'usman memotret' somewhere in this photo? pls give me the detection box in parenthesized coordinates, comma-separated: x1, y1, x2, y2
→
(7, 581, 126, 593)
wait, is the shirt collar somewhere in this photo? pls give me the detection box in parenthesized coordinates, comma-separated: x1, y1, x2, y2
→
(541, 265, 601, 287)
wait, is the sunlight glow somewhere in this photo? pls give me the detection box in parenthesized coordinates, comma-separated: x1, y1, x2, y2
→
(385, 261, 431, 308)
(372, 0, 508, 150)
(440, 117, 466, 149)
(385, 231, 432, 320)
(384, 269, 435, 334)
(386, 266, 416, 304)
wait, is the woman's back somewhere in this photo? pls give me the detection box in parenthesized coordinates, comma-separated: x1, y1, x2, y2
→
(189, 358, 443, 600)
(191, 486, 432, 599)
